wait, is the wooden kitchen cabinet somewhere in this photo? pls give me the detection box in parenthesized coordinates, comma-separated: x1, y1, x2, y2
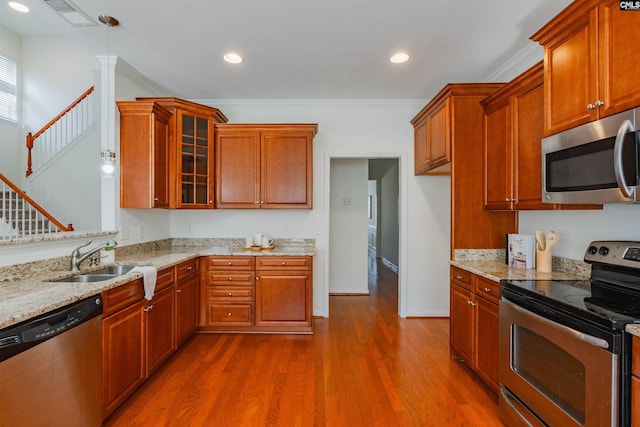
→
(102, 262, 199, 419)
(412, 84, 516, 255)
(200, 256, 256, 329)
(632, 335, 640, 425)
(256, 256, 312, 331)
(117, 101, 173, 208)
(411, 97, 450, 175)
(531, 0, 640, 135)
(450, 266, 500, 393)
(175, 258, 199, 347)
(214, 124, 317, 209)
(133, 97, 228, 209)
(200, 255, 313, 333)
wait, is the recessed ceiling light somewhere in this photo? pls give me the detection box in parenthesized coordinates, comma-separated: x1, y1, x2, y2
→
(223, 52, 243, 64)
(390, 52, 410, 64)
(8, 1, 29, 13)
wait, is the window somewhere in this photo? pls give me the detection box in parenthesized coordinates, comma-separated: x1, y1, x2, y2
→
(0, 55, 17, 123)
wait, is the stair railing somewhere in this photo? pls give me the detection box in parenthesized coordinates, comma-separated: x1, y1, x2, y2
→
(26, 86, 95, 177)
(0, 173, 73, 240)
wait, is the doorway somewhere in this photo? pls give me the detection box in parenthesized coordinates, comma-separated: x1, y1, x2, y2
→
(328, 157, 400, 310)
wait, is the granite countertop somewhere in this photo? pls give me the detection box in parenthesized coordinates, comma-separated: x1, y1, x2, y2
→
(0, 243, 315, 330)
(450, 259, 589, 283)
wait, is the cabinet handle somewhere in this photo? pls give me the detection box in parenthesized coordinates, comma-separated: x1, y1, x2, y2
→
(187, 266, 193, 270)
(467, 300, 476, 307)
(455, 274, 463, 280)
(483, 287, 492, 293)
(176, 289, 182, 293)
(261, 201, 265, 204)
(594, 100, 604, 107)
(256, 201, 260, 204)
(154, 197, 159, 201)
(144, 304, 154, 312)
(256, 277, 259, 281)
(587, 103, 596, 110)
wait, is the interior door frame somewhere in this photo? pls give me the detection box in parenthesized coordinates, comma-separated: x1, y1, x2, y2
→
(323, 151, 407, 318)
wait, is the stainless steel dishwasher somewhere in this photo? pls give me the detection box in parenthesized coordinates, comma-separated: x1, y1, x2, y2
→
(0, 294, 103, 427)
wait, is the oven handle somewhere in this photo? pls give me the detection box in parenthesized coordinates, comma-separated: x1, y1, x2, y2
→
(503, 297, 610, 350)
(613, 119, 634, 198)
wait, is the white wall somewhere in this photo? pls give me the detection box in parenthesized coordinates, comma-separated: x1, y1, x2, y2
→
(519, 204, 640, 260)
(329, 158, 369, 294)
(0, 25, 23, 182)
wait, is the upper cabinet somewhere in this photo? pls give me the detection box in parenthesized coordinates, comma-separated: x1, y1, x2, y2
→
(481, 63, 553, 211)
(117, 101, 173, 209)
(531, 0, 640, 135)
(214, 124, 317, 209)
(139, 98, 228, 209)
(411, 97, 450, 175)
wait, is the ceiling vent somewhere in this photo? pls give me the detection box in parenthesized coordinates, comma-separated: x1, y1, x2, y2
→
(42, 0, 97, 26)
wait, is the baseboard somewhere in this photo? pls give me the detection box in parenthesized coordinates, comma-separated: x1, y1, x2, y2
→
(381, 257, 398, 273)
(329, 292, 370, 296)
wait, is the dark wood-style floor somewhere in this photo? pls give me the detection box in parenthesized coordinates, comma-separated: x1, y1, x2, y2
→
(104, 255, 502, 426)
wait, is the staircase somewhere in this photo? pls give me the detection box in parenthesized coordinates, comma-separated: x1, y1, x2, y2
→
(0, 174, 73, 240)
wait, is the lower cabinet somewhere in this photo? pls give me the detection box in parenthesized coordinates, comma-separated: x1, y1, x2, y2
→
(102, 258, 199, 420)
(200, 255, 313, 333)
(450, 266, 500, 393)
(632, 335, 640, 425)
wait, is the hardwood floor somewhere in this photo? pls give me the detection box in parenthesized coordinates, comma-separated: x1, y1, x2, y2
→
(104, 257, 502, 426)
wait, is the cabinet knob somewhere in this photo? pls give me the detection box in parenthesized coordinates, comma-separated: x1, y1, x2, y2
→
(228, 276, 233, 281)
(455, 275, 463, 280)
(187, 266, 193, 270)
(176, 289, 182, 293)
(228, 292, 233, 296)
(281, 261, 286, 266)
(256, 201, 260, 204)
(227, 312, 233, 317)
(228, 261, 232, 266)
(154, 197, 159, 201)
(483, 287, 492, 293)
(594, 100, 604, 107)
(261, 201, 265, 204)
(587, 103, 596, 110)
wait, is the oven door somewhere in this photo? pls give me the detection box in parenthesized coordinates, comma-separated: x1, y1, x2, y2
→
(499, 297, 619, 427)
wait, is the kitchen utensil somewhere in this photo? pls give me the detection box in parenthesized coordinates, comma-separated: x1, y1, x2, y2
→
(535, 230, 546, 251)
(545, 230, 559, 251)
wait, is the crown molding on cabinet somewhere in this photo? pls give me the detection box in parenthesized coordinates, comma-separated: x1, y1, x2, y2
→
(483, 43, 543, 83)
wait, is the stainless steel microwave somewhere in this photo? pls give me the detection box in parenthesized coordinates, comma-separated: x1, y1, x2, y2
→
(542, 108, 640, 204)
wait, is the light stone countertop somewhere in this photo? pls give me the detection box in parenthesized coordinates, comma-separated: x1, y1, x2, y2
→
(0, 243, 314, 330)
(449, 259, 589, 283)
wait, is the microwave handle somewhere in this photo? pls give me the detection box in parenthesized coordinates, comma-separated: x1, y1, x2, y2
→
(614, 119, 635, 198)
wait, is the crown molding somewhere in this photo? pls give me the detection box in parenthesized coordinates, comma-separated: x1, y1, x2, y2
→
(484, 42, 543, 82)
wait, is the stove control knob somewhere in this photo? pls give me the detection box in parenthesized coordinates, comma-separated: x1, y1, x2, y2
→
(598, 246, 610, 256)
(587, 246, 598, 255)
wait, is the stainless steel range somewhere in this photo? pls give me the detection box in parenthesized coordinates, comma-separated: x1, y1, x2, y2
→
(499, 241, 640, 427)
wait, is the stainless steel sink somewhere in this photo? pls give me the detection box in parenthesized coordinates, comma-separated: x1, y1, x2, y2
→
(50, 265, 139, 282)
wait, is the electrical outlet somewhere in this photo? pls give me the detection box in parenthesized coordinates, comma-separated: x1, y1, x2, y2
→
(282, 223, 288, 234)
(137, 225, 144, 238)
(120, 227, 129, 240)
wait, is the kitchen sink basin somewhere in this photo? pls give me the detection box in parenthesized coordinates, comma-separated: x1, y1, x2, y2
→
(49, 265, 139, 283)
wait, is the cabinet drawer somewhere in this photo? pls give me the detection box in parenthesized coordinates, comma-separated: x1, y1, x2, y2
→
(102, 278, 144, 316)
(474, 276, 500, 305)
(155, 267, 175, 292)
(207, 272, 255, 286)
(207, 286, 254, 302)
(206, 303, 253, 325)
(256, 256, 311, 270)
(451, 266, 473, 290)
(176, 258, 198, 281)
(207, 256, 255, 271)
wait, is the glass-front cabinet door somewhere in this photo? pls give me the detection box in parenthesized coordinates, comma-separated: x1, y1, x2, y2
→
(178, 111, 213, 208)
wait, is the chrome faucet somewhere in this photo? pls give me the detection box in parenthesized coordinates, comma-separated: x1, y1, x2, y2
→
(70, 239, 118, 272)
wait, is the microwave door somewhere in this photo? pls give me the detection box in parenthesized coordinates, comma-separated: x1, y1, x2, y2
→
(542, 126, 639, 204)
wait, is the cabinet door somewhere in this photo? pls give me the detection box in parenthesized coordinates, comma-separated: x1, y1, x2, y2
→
(483, 100, 511, 210)
(450, 283, 474, 365)
(413, 116, 429, 175)
(543, 9, 598, 135)
(256, 271, 311, 328)
(145, 285, 175, 377)
(598, 0, 640, 118)
(178, 111, 214, 208)
(215, 130, 261, 208)
(261, 131, 313, 208)
(474, 296, 499, 393)
(102, 300, 146, 418)
(153, 112, 170, 208)
(427, 98, 450, 170)
(176, 274, 199, 347)
(513, 80, 552, 210)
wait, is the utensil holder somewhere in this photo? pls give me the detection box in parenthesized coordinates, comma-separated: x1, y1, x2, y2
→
(536, 250, 552, 273)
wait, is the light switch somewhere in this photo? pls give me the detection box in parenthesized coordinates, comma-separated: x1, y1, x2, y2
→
(341, 198, 351, 206)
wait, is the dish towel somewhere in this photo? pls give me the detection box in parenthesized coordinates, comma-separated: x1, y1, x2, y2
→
(131, 266, 158, 301)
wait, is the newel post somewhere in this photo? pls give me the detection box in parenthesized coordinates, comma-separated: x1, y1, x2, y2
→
(26, 132, 34, 177)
